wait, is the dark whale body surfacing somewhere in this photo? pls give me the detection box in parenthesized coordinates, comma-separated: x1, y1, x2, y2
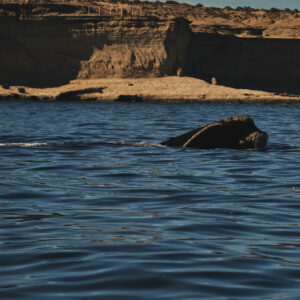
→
(161, 115, 268, 150)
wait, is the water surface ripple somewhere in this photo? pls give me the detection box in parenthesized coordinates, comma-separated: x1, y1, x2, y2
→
(0, 101, 300, 299)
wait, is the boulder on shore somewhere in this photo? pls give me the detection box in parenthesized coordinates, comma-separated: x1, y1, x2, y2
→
(161, 115, 268, 149)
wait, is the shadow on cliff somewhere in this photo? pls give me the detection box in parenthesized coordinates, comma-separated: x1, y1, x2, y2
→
(0, 20, 95, 88)
(160, 18, 300, 95)
(183, 33, 300, 95)
(161, 17, 192, 76)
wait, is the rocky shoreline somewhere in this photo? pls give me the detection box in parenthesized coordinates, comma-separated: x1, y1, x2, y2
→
(1, 77, 300, 104)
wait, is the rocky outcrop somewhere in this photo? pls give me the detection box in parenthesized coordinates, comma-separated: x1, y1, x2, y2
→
(0, 15, 190, 87)
(161, 116, 268, 149)
(55, 87, 105, 100)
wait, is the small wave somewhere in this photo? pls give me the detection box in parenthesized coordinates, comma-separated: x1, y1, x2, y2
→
(1, 141, 296, 151)
(266, 143, 299, 152)
(105, 141, 165, 148)
(0, 142, 49, 148)
(0, 140, 164, 149)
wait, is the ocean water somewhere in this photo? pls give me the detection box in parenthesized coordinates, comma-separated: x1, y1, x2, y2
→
(0, 100, 300, 299)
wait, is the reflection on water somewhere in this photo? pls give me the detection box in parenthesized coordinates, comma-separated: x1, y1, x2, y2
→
(0, 101, 300, 299)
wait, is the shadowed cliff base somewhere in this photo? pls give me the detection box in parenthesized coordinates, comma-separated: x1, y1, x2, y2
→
(0, 2, 300, 93)
(183, 34, 300, 95)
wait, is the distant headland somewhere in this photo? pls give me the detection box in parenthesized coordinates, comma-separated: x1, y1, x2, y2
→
(0, 1, 300, 103)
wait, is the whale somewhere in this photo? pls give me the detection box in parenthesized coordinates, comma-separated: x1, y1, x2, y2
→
(161, 115, 268, 150)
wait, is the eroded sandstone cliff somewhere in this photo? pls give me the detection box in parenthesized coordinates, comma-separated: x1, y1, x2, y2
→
(0, 13, 193, 87)
(0, 1, 299, 91)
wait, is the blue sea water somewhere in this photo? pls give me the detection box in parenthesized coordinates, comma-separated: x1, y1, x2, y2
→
(0, 100, 300, 299)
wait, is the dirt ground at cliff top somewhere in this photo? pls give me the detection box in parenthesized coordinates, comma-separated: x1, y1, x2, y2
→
(1, 77, 300, 104)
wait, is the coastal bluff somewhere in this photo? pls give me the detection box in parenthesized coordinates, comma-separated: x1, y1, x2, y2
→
(0, 1, 300, 96)
(0, 9, 191, 87)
